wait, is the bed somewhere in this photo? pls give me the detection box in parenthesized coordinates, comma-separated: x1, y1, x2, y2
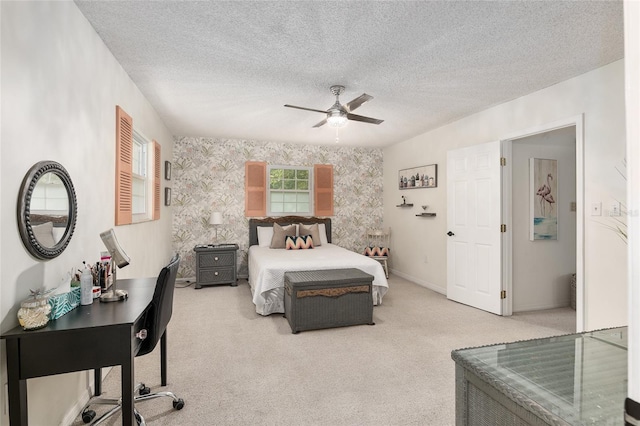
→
(248, 216, 389, 316)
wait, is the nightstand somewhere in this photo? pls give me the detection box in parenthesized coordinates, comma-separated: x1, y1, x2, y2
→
(193, 244, 238, 289)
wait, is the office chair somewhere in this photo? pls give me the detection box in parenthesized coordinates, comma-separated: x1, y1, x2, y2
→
(364, 228, 391, 278)
(81, 254, 184, 425)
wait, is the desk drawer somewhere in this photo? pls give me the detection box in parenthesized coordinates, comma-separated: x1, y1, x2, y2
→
(18, 326, 138, 378)
(132, 316, 147, 355)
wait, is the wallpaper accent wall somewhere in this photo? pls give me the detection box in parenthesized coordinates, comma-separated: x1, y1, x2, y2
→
(172, 137, 384, 279)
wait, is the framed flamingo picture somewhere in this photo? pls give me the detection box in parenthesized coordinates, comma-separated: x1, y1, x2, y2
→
(530, 158, 557, 240)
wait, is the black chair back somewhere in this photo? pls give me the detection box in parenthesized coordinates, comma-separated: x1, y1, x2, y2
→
(139, 254, 180, 357)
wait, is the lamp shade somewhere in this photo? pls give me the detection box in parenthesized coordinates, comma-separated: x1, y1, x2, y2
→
(327, 110, 348, 128)
(209, 211, 223, 226)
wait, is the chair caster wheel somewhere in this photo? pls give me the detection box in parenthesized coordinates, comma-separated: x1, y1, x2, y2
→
(173, 398, 185, 410)
(135, 411, 144, 425)
(82, 409, 96, 423)
(139, 384, 151, 395)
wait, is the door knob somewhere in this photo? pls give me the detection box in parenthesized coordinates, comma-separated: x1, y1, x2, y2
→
(447, 231, 455, 236)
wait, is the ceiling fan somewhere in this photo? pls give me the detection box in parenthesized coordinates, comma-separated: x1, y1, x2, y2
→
(284, 85, 384, 128)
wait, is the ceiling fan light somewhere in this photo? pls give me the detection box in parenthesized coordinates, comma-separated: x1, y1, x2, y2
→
(327, 110, 347, 128)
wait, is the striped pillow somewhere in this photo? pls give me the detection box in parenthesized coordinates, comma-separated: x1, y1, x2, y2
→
(363, 246, 389, 257)
(285, 235, 314, 250)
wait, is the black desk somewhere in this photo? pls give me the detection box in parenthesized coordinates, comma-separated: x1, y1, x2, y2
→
(1, 278, 161, 426)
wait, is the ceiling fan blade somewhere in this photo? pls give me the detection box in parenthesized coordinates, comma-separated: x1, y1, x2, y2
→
(284, 104, 327, 114)
(345, 94, 373, 112)
(312, 118, 327, 128)
(346, 113, 384, 125)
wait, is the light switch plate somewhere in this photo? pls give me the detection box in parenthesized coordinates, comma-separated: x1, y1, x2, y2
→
(610, 201, 621, 216)
(591, 202, 602, 216)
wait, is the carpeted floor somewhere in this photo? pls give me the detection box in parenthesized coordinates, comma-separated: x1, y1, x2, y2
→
(72, 275, 575, 426)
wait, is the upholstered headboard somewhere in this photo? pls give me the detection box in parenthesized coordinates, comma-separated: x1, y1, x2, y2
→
(249, 216, 332, 246)
(30, 213, 69, 227)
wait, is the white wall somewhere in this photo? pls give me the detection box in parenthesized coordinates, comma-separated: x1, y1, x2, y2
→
(624, 0, 640, 406)
(384, 59, 627, 331)
(511, 127, 576, 312)
(1, 2, 174, 425)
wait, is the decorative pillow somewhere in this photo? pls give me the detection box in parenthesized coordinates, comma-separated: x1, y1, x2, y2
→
(285, 235, 314, 250)
(257, 226, 274, 247)
(32, 221, 56, 247)
(52, 226, 65, 244)
(318, 223, 329, 245)
(298, 223, 322, 247)
(269, 223, 297, 249)
(364, 246, 389, 257)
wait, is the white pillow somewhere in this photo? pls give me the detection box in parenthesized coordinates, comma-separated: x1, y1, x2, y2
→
(318, 223, 329, 245)
(32, 221, 55, 247)
(52, 227, 65, 244)
(257, 226, 274, 247)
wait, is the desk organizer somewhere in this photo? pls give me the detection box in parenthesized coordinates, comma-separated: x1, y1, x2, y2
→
(49, 287, 81, 320)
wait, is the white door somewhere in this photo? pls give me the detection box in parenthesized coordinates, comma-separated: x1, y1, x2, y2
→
(446, 141, 502, 315)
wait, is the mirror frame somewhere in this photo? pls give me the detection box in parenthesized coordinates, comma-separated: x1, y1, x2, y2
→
(17, 161, 77, 260)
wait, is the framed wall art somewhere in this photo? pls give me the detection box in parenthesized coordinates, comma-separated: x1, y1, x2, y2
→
(164, 187, 172, 206)
(530, 158, 557, 240)
(398, 164, 437, 189)
(164, 161, 172, 180)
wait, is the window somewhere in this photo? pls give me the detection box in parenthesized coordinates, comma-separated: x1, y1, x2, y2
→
(244, 161, 333, 218)
(31, 173, 68, 214)
(132, 130, 149, 217)
(268, 165, 312, 215)
(115, 105, 161, 225)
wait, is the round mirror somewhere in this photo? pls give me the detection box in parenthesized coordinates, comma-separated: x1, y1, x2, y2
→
(17, 161, 77, 260)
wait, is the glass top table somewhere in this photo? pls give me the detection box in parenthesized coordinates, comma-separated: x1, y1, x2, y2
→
(451, 327, 627, 425)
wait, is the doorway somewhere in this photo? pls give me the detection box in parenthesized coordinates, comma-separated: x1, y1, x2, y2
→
(511, 127, 576, 308)
(445, 116, 584, 332)
(502, 116, 583, 332)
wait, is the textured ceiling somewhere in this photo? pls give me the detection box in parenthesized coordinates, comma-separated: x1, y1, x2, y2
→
(74, 1, 623, 148)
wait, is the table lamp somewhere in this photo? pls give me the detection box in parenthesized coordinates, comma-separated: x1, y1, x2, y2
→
(99, 228, 130, 302)
(209, 211, 223, 243)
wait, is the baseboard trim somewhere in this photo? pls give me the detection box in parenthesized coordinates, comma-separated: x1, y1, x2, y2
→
(513, 300, 571, 313)
(389, 269, 446, 295)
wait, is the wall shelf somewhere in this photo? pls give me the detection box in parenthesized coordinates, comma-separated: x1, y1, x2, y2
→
(416, 213, 436, 217)
(396, 204, 414, 207)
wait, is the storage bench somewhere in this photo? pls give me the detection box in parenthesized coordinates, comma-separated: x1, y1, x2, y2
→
(284, 268, 375, 334)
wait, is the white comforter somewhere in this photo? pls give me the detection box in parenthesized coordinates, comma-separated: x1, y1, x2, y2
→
(248, 243, 389, 315)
